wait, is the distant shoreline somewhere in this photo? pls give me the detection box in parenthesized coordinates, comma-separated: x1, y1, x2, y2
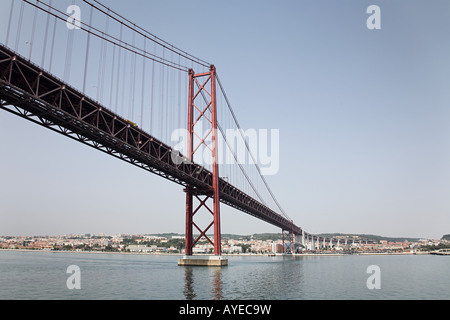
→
(0, 248, 430, 257)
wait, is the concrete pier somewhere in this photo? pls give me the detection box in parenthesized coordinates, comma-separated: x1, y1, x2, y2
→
(178, 255, 228, 267)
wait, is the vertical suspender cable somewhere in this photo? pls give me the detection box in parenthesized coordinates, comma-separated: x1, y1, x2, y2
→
(130, 27, 137, 121)
(28, 1, 38, 61)
(114, 23, 123, 113)
(178, 55, 182, 131)
(120, 46, 126, 117)
(150, 47, 155, 134)
(64, 27, 74, 81)
(149, 41, 156, 134)
(109, 44, 116, 111)
(165, 53, 170, 142)
(160, 48, 165, 140)
(15, 1, 25, 53)
(64, 0, 76, 82)
(98, 8, 110, 103)
(41, 0, 52, 68)
(140, 37, 146, 129)
(48, 2, 57, 73)
(83, 6, 94, 94)
(5, 0, 15, 48)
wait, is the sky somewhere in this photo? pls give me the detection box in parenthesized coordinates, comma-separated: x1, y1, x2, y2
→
(0, 0, 449, 239)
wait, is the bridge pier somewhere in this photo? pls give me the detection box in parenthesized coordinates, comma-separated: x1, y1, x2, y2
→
(301, 232, 305, 249)
(178, 255, 228, 267)
(304, 234, 310, 250)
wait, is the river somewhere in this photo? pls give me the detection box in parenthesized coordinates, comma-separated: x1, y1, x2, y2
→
(0, 250, 448, 300)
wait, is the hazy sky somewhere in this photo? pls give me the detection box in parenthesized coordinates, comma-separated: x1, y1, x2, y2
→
(0, 0, 449, 239)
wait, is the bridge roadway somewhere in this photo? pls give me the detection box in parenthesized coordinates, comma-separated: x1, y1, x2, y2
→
(0, 44, 302, 236)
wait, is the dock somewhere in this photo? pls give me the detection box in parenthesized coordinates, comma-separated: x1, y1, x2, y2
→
(430, 249, 450, 256)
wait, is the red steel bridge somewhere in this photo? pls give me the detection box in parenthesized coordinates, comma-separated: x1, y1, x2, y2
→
(0, 0, 371, 256)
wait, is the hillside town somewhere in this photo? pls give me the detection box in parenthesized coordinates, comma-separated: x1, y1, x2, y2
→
(0, 233, 448, 255)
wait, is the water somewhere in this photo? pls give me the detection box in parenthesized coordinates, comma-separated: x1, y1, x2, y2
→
(0, 250, 449, 300)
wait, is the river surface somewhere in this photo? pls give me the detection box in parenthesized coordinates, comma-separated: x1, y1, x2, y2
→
(0, 250, 448, 300)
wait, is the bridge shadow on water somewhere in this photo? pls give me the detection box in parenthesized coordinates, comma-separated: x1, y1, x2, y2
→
(183, 266, 223, 300)
(180, 255, 308, 300)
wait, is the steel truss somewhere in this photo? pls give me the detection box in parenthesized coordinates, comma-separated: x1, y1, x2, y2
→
(0, 44, 302, 239)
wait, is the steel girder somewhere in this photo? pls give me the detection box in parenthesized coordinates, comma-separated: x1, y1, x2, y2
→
(0, 44, 302, 235)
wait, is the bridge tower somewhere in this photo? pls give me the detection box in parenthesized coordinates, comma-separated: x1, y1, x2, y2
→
(181, 65, 226, 265)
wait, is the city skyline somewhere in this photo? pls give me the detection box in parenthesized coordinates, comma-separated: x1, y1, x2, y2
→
(0, 0, 449, 240)
(1, 231, 447, 242)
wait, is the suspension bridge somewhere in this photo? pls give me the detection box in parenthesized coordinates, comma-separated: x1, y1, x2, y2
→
(0, 0, 371, 265)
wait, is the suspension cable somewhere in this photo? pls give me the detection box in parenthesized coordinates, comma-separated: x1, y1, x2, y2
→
(216, 73, 292, 221)
(24, 0, 189, 72)
(85, 0, 211, 68)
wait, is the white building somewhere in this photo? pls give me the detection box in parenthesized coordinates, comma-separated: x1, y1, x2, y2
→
(230, 245, 243, 253)
(126, 245, 153, 253)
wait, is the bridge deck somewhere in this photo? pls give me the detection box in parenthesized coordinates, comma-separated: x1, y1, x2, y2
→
(0, 44, 302, 235)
